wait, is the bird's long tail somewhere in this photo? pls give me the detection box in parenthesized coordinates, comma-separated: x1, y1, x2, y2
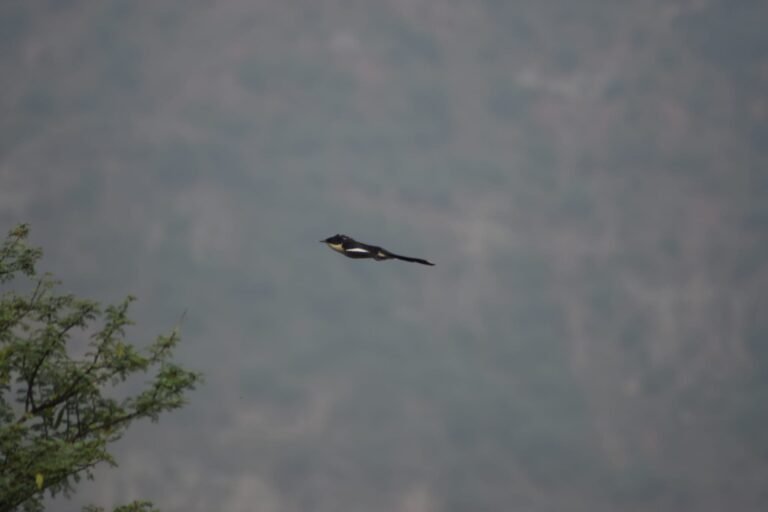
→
(389, 253, 435, 266)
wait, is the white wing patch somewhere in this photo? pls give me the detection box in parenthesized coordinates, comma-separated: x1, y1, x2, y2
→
(346, 247, 371, 253)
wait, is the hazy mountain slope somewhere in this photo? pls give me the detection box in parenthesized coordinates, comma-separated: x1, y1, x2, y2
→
(2, 1, 767, 511)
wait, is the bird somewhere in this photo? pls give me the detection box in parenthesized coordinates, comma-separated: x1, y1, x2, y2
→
(320, 234, 435, 266)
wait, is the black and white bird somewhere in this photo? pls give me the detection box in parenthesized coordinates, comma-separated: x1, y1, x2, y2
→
(321, 234, 435, 266)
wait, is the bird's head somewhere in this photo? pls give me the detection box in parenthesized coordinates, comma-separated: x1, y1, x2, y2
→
(320, 234, 347, 245)
(320, 234, 349, 253)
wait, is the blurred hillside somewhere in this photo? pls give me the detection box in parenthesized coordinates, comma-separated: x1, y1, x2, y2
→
(1, 1, 767, 511)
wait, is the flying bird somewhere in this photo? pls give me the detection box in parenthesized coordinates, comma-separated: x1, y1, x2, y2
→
(321, 234, 435, 266)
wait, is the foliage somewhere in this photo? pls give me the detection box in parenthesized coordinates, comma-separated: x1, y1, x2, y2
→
(83, 501, 159, 512)
(0, 225, 201, 512)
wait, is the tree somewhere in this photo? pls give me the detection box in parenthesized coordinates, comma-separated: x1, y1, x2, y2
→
(0, 224, 201, 512)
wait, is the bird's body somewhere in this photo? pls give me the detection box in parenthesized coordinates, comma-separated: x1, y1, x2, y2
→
(321, 234, 435, 266)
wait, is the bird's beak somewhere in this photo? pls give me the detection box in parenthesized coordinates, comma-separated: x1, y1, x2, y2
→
(319, 240, 326, 243)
